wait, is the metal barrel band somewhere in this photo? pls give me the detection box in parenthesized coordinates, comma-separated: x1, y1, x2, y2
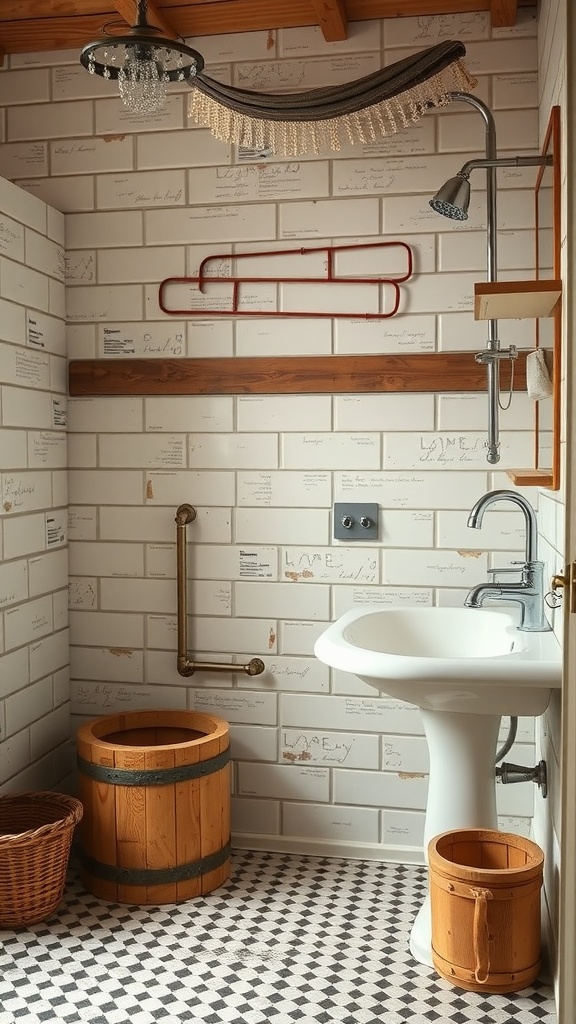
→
(77, 746, 230, 787)
(79, 840, 231, 885)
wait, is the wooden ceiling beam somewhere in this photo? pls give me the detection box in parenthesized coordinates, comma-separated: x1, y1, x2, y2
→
(489, 0, 518, 27)
(310, 0, 348, 41)
(0, 0, 537, 54)
(110, 0, 178, 38)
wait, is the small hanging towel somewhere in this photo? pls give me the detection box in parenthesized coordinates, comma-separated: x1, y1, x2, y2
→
(526, 348, 553, 400)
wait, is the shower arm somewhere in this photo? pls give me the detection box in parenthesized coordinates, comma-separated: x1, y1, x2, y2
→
(175, 503, 265, 677)
(457, 153, 553, 177)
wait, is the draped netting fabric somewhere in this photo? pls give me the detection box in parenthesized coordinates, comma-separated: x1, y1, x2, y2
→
(187, 40, 477, 156)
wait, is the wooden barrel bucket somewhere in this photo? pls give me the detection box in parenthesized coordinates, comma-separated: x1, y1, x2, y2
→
(428, 829, 544, 993)
(76, 709, 231, 905)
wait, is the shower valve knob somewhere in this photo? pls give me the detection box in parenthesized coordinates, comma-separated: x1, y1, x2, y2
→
(341, 515, 355, 529)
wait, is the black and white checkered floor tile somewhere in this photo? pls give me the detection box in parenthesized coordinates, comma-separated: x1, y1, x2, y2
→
(0, 851, 555, 1024)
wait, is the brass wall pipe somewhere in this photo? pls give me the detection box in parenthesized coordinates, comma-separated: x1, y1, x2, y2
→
(175, 503, 265, 677)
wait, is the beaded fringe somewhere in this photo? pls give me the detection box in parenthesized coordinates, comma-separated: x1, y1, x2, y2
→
(187, 59, 477, 156)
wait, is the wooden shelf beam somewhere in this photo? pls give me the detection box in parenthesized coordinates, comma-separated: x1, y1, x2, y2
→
(69, 351, 527, 397)
(474, 280, 562, 321)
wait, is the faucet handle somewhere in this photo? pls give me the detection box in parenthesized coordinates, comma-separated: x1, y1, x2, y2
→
(488, 566, 524, 576)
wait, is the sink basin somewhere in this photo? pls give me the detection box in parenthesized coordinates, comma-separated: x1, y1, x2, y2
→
(314, 605, 562, 967)
(314, 606, 561, 716)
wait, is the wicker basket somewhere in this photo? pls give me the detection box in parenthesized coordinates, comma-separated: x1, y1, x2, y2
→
(0, 792, 83, 927)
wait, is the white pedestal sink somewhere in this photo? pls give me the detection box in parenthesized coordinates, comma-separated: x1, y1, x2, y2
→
(314, 606, 562, 967)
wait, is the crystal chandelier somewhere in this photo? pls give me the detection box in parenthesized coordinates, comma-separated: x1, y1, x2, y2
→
(80, 0, 204, 115)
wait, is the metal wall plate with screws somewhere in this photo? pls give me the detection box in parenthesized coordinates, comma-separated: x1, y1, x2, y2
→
(333, 503, 379, 541)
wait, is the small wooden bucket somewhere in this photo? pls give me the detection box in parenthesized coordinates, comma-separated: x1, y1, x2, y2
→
(76, 709, 231, 905)
(428, 828, 544, 993)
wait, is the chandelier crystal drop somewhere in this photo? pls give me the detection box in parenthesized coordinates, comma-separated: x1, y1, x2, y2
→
(80, 0, 203, 116)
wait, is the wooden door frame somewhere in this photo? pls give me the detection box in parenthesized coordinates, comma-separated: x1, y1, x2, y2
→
(557, 6, 575, 1019)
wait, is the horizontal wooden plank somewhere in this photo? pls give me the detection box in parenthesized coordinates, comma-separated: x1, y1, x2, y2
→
(0, 0, 536, 52)
(506, 468, 553, 487)
(69, 351, 527, 396)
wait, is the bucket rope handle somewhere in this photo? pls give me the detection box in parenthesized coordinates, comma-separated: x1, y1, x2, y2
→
(470, 887, 493, 983)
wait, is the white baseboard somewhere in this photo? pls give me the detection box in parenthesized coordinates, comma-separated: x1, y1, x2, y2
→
(231, 833, 426, 865)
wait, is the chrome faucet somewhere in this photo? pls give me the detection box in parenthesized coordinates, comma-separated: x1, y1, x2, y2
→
(464, 489, 551, 632)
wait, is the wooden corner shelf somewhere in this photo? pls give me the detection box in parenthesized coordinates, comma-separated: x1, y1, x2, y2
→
(474, 280, 562, 321)
(505, 468, 554, 488)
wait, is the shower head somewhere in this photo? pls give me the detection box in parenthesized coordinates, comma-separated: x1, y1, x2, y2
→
(429, 171, 471, 220)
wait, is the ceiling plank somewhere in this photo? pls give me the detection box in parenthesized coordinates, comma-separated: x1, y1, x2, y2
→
(309, 0, 348, 41)
(489, 0, 518, 26)
(0, 0, 536, 53)
(110, 0, 179, 37)
(0, 1, 107, 15)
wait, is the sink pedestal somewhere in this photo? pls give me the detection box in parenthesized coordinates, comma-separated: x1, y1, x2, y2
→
(410, 709, 502, 967)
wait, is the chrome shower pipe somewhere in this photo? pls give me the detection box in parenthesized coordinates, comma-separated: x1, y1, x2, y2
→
(447, 92, 501, 464)
(175, 503, 265, 677)
(457, 153, 553, 177)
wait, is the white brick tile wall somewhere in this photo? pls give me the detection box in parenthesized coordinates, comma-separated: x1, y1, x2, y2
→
(0, 648, 30, 700)
(28, 548, 68, 595)
(144, 470, 234, 506)
(281, 727, 379, 768)
(0, 21, 553, 852)
(1, 258, 50, 311)
(280, 198, 380, 238)
(283, 802, 379, 844)
(69, 609, 143, 647)
(0, 142, 49, 180)
(98, 246, 186, 285)
(99, 434, 187, 469)
(235, 508, 329, 546)
(283, 434, 381, 470)
(51, 137, 134, 177)
(66, 211, 144, 250)
(4, 594, 53, 650)
(19, 176, 95, 214)
(0, 298, 26, 343)
(69, 397, 143, 432)
(238, 763, 329, 800)
(146, 396, 233, 432)
(5, 676, 54, 736)
(231, 796, 280, 835)
(66, 284, 143, 322)
(230, 723, 278, 762)
(334, 768, 428, 810)
(236, 318, 332, 356)
(1, 470, 53, 513)
(68, 470, 144, 505)
(235, 581, 329, 620)
(8, 102, 93, 142)
(383, 11, 490, 47)
(382, 809, 425, 848)
(146, 203, 276, 244)
(237, 396, 331, 432)
(96, 170, 186, 210)
(2, 513, 46, 558)
(280, 20, 380, 57)
(242, 656, 329, 693)
(70, 646, 144, 684)
(94, 96, 184, 136)
(0, 430, 28, 469)
(237, 472, 330, 507)
(137, 129, 230, 170)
